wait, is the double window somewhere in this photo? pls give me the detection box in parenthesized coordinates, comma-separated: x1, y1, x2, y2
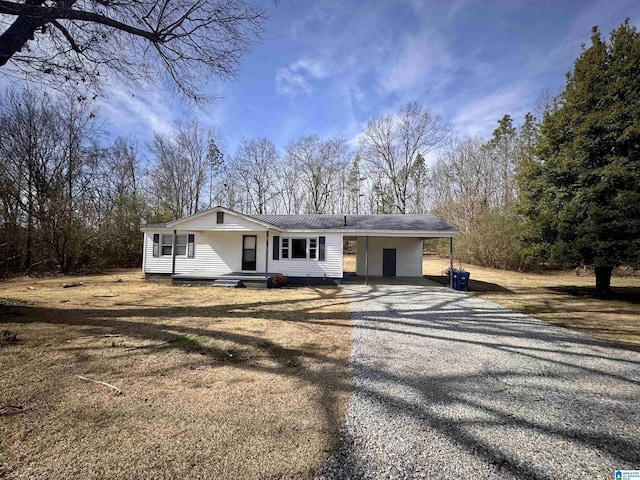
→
(161, 234, 187, 256)
(281, 237, 317, 260)
(155, 233, 192, 257)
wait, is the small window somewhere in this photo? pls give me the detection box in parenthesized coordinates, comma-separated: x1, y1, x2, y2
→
(292, 238, 307, 259)
(217, 212, 224, 224)
(282, 238, 289, 259)
(175, 235, 187, 256)
(188, 234, 195, 258)
(161, 235, 173, 256)
(309, 238, 317, 259)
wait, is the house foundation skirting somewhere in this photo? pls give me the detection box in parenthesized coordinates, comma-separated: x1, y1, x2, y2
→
(144, 272, 341, 287)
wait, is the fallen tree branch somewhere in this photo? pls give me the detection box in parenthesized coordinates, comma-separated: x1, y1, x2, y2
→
(0, 405, 24, 415)
(62, 282, 84, 288)
(92, 294, 119, 298)
(77, 375, 122, 395)
(124, 338, 176, 351)
(27, 258, 55, 270)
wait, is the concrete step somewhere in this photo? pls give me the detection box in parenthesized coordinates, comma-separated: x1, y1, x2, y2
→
(211, 279, 245, 288)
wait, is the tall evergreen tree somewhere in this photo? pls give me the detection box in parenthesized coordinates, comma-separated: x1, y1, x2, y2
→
(347, 155, 363, 214)
(519, 20, 640, 295)
(410, 153, 429, 213)
(486, 114, 518, 206)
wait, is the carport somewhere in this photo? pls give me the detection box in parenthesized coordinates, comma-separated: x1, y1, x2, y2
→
(341, 214, 457, 286)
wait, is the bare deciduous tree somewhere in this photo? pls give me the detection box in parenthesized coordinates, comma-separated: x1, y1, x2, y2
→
(228, 137, 278, 214)
(430, 136, 497, 233)
(286, 134, 347, 214)
(0, 87, 100, 272)
(359, 102, 448, 213)
(148, 119, 211, 218)
(0, 0, 266, 101)
(93, 137, 146, 266)
(275, 156, 305, 214)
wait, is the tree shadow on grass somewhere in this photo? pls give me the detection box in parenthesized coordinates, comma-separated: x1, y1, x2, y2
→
(0, 288, 355, 472)
(2, 285, 640, 479)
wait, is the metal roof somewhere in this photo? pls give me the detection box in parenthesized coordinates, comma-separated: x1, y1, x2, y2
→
(142, 208, 457, 235)
(253, 214, 456, 233)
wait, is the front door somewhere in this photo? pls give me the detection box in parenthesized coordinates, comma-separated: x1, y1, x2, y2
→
(242, 235, 257, 271)
(382, 248, 396, 276)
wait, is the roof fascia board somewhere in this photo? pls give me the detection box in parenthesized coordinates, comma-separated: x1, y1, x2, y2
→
(141, 225, 456, 237)
(282, 229, 457, 236)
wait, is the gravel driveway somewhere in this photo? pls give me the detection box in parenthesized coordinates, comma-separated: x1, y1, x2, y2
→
(319, 283, 640, 480)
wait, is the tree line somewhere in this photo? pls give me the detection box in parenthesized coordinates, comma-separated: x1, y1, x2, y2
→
(0, 90, 524, 274)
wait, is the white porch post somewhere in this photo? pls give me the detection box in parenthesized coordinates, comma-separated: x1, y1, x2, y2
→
(365, 235, 369, 286)
(449, 236, 454, 288)
(141, 232, 147, 274)
(172, 229, 177, 275)
(265, 230, 269, 281)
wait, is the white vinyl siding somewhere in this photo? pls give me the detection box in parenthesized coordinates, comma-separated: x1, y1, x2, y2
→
(144, 229, 343, 278)
(355, 236, 423, 277)
(145, 231, 267, 275)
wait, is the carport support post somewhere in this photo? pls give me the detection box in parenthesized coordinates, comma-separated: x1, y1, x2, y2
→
(449, 236, 454, 288)
(365, 235, 369, 286)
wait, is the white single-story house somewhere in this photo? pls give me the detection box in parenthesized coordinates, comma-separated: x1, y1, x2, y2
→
(141, 206, 457, 286)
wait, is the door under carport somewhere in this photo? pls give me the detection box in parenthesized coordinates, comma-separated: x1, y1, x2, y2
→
(382, 248, 396, 276)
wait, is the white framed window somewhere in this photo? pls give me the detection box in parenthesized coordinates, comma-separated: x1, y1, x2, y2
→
(309, 238, 317, 259)
(280, 237, 318, 260)
(161, 234, 173, 256)
(161, 234, 187, 256)
(175, 235, 187, 256)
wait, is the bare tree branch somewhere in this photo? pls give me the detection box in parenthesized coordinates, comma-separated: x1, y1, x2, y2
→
(0, 0, 267, 102)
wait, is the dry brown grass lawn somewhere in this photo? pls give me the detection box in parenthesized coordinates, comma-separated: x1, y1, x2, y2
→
(421, 254, 640, 350)
(0, 271, 352, 479)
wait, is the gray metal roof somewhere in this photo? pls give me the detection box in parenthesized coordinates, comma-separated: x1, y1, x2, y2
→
(142, 208, 456, 234)
(253, 214, 456, 233)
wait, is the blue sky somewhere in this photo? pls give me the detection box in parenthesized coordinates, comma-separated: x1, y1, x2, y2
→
(99, 0, 640, 157)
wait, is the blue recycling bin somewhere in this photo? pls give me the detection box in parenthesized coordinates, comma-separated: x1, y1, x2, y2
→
(453, 271, 470, 291)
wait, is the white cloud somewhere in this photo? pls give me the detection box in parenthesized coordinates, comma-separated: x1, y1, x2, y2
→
(451, 87, 529, 137)
(98, 85, 177, 138)
(275, 57, 331, 97)
(410, 0, 476, 22)
(382, 31, 450, 95)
